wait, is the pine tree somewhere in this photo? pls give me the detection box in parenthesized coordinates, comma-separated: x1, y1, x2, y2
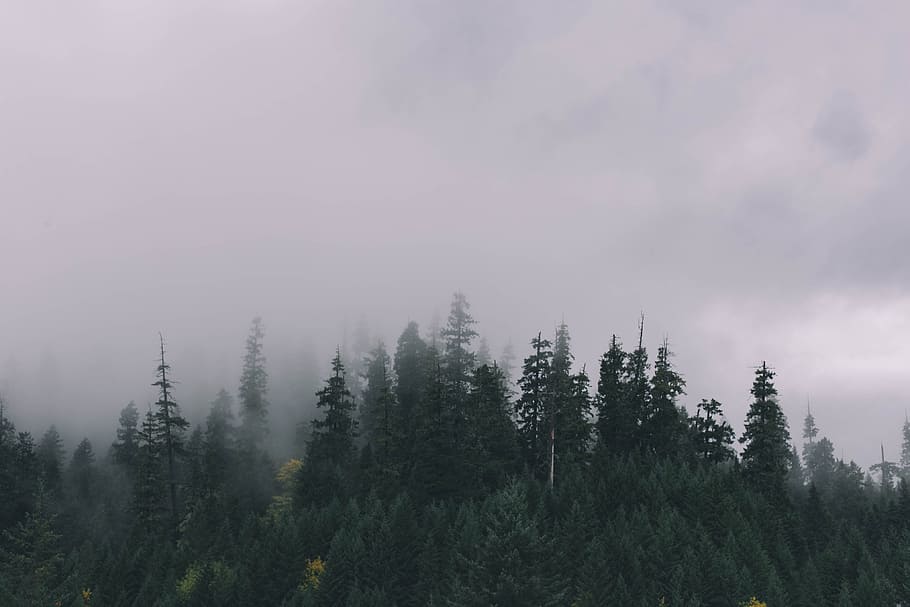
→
(442, 291, 478, 415)
(498, 341, 517, 392)
(900, 414, 910, 481)
(739, 362, 791, 496)
(111, 401, 140, 471)
(153, 334, 189, 539)
(393, 322, 427, 461)
(515, 333, 553, 479)
(359, 342, 396, 468)
(645, 337, 686, 457)
(307, 351, 358, 467)
(691, 399, 735, 463)
(802, 403, 818, 447)
(68, 437, 96, 502)
(239, 317, 269, 452)
(549, 322, 592, 479)
(626, 315, 651, 450)
(134, 405, 166, 531)
(595, 335, 633, 454)
(470, 363, 519, 489)
(36, 425, 64, 494)
(0, 486, 63, 605)
(204, 389, 236, 492)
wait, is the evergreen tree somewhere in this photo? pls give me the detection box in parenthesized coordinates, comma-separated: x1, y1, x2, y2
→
(515, 333, 553, 479)
(442, 291, 478, 415)
(498, 341, 517, 392)
(475, 337, 492, 369)
(68, 437, 96, 503)
(111, 401, 140, 471)
(625, 316, 651, 449)
(739, 362, 791, 496)
(359, 342, 396, 468)
(307, 351, 358, 467)
(901, 415, 910, 481)
(393, 322, 427, 461)
(153, 334, 189, 539)
(239, 317, 269, 452)
(804, 436, 836, 494)
(645, 337, 686, 457)
(595, 335, 633, 454)
(36, 425, 64, 494)
(802, 404, 818, 447)
(469, 363, 519, 489)
(0, 487, 63, 605)
(134, 406, 165, 531)
(692, 399, 735, 463)
(204, 389, 236, 492)
(549, 322, 592, 478)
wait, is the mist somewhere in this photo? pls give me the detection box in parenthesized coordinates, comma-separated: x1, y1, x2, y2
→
(4, 0, 910, 469)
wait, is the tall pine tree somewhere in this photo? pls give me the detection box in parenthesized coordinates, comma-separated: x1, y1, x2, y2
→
(740, 362, 791, 497)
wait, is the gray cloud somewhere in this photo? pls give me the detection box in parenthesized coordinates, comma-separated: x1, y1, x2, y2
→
(2, 0, 910, 466)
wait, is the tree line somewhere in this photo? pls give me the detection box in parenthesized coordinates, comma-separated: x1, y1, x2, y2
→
(1, 293, 910, 605)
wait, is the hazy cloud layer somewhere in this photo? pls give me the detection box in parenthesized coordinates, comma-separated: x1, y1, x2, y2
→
(3, 0, 910, 465)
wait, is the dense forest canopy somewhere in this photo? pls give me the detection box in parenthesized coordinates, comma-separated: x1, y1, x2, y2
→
(1, 292, 909, 606)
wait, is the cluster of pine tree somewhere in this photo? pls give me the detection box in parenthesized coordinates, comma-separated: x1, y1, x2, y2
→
(2, 295, 910, 606)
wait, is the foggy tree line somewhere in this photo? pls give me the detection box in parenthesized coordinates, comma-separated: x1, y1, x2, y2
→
(2, 293, 910, 605)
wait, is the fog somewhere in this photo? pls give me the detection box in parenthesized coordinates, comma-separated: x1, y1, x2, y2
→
(3, 0, 910, 467)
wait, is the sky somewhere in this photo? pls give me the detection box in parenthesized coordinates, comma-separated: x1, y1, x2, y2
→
(3, 0, 910, 466)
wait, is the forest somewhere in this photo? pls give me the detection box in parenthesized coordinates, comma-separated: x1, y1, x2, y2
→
(1, 292, 909, 606)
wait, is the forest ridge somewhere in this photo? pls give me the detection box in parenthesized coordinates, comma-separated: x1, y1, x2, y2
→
(1, 292, 908, 606)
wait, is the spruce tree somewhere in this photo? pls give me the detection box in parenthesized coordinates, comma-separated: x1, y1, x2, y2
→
(595, 335, 633, 454)
(152, 334, 189, 539)
(307, 351, 358, 467)
(515, 333, 553, 479)
(111, 401, 140, 471)
(204, 389, 236, 492)
(692, 398, 735, 463)
(68, 438, 96, 503)
(239, 317, 269, 452)
(393, 322, 427, 460)
(359, 342, 396, 466)
(646, 337, 686, 457)
(442, 291, 478, 415)
(739, 362, 791, 496)
(901, 414, 910, 481)
(550, 322, 592, 478)
(625, 316, 651, 450)
(36, 426, 64, 496)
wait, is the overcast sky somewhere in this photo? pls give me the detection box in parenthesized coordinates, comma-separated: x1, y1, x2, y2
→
(3, 0, 910, 466)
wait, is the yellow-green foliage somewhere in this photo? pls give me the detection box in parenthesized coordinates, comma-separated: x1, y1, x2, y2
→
(81, 588, 92, 605)
(276, 458, 304, 492)
(299, 557, 326, 592)
(742, 598, 767, 607)
(177, 563, 204, 602)
(177, 561, 236, 603)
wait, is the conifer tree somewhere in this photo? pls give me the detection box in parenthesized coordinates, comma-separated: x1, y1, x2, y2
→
(442, 291, 478, 413)
(692, 398, 735, 463)
(359, 342, 396, 471)
(0, 486, 63, 605)
(739, 362, 791, 496)
(645, 337, 686, 457)
(900, 414, 910, 481)
(36, 426, 64, 495)
(393, 322, 427, 458)
(498, 341, 516, 392)
(307, 351, 358, 467)
(239, 317, 269, 452)
(111, 401, 140, 471)
(550, 322, 592, 478)
(595, 335, 633, 454)
(68, 437, 96, 502)
(153, 334, 189, 538)
(135, 406, 165, 531)
(470, 363, 519, 489)
(515, 333, 553, 479)
(204, 389, 236, 491)
(625, 315, 651, 449)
